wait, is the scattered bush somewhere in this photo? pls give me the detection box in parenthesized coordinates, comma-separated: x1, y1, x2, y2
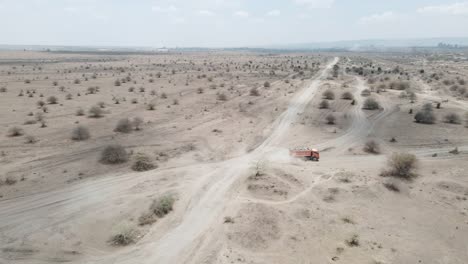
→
(88, 106, 104, 118)
(71, 126, 90, 141)
(133, 117, 143, 130)
(264, 81, 270, 88)
(114, 118, 133, 133)
(131, 153, 155, 171)
(383, 181, 400, 192)
(323, 90, 335, 100)
(109, 223, 139, 246)
(389, 81, 410, 90)
(326, 114, 336, 124)
(250, 88, 260, 96)
(363, 140, 380, 154)
(363, 98, 380, 110)
(319, 100, 329, 109)
(217, 93, 227, 101)
(100, 144, 129, 164)
(47, 96, 58, 104)
(381, 153, 417, 180)
(147, 103, 156, 110)
(361, 89, 371, 96)
(444, 113, 461, 124)
(8, 127, 24, 137)
(341, 91, 354, 100)
(151, 195, 175, 217)
(414, 104, 436, 124)
(25, 135, 37, 144)
(346, 234, 360, 247)
(76, 108, 85, 116)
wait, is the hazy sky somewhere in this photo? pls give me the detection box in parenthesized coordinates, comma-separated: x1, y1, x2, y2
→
(1, 0, 468, 47)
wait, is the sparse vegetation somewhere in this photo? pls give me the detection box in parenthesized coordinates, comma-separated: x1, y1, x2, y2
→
(381, 153, 417, 180)
(131, 153, 155, 171)
(326, 114, 336, 124)
(115, 118, 133, 133)
(341, 91, 354, 100)
(323, 90, 335, 100)
(88, 106, 104, 118)
(8, 127, 24, 137)
(100, 144, 129, 164)
(109, 223, 139, 246)
(250, 87, 260, 96)
(47, 96, 58, 104)
(414, 103, 436, 124)
(363, 98, 380, 110)
(363, 140, 380, 154)
(319, 100, 329, 109)
(71, 126, 90, 141)
(444, 113, 461, 124)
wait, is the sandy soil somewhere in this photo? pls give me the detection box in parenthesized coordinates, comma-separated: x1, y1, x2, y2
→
(0, 51, 467, 264)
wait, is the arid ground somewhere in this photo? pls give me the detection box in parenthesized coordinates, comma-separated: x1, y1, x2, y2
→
(0, 50, 467, 264)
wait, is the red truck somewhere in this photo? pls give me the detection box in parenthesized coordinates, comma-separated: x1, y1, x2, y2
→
(290, 148, 320, 161)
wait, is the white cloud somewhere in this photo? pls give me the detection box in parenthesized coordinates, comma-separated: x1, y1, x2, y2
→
(294, 0, 334, 9)
(417, 2, 468, 15)
(359, 11, 397, 24)
(266, 10, 280, 16)
(198, 10, 215, 16)
(233, 10, 249, 17)
(152, 5, 178, 14)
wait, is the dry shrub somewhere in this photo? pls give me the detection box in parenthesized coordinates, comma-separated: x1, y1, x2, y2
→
(76, 108, 85, 116)
(323, 90, 335, 100)
(131, 153, 155, 171)
(363, 98, 380, 110)
(414, 104, 436, 124)
(341, 91, 354, 100)
(88, 106, 104, 118)
(72, 126, 90, 141)
(346, 234, 360, 247)
(25, 135, 37, 144)
(381, 153, 417, 180)
(444, 113, 461, 124)
(217, 93, 227, 101)
(139, 195, 175, 226)
(361, 89, 371, 96)
(100, 144, 128, 164)
(383, 181, 400, 192)
(115, 118, 133, 133)
(151, 195, 175, 217)
(250, 88, 260, 96)
(326, 114, 336, 124)
(8, 127, 24, 137)
(147, 103, 155, 110)
(363, 140, 380, 154)
(264, 81, 270, 88)
(47, 96, 58, 104)
(319, 100, 329, 109)
(389, 81, 410, 90)
(109, 223, 139, 246)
